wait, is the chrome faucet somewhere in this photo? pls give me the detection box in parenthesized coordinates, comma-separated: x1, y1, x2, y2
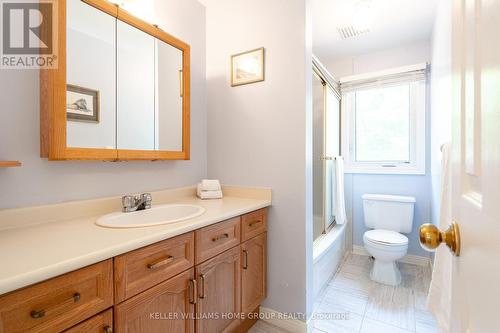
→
(122, 193, 152, 213)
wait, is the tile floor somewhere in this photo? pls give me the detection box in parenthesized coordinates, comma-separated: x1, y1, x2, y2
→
(313, 254, 439, 333)
(249, 253, 440, 333)
(248, 320, 291, 333)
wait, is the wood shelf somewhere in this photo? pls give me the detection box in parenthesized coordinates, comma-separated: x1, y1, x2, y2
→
(0, 161, 21, 168)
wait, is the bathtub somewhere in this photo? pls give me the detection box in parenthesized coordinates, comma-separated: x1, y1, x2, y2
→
(312, 223, 347, 300)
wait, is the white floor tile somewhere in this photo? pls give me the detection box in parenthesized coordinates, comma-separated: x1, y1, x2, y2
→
(313, 312, 363, 333)
(345, 254, 372, 267)
(311, 329, 329, 333)
(360, 317, 414, 333)
(365, 285, 416, 331)
(312, 253, 439, 333)
(399, 263, 422, 276)
(248, 320, 291, 333)
(319, 287, 368, 316)
(415, 309, 440, 333)
(329, 271, 374, 298)
(413, 291, 429, 311)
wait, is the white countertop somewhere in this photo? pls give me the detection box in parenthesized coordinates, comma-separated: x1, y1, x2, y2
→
(0, 186, 271, 295)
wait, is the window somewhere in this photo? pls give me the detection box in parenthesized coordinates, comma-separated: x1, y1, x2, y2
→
(341, 65, 426, 174)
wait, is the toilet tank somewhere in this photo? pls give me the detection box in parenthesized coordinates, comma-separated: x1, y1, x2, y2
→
(362, 194, 416, 233)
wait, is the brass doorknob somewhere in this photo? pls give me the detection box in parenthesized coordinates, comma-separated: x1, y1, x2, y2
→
(419, 222, 461, 256)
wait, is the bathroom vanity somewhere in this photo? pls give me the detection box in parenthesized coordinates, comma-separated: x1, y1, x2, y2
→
(0, 187, 271, 333)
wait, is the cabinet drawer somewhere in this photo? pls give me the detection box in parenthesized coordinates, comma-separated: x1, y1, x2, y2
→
(195, 217, 241, 264)
(114, 232, 194, 303)
(0, 260, 113, 333)
(241, 208, 267, 242)
(63, 309, 112, 333)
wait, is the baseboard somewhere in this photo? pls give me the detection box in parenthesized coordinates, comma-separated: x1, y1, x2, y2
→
(352, 245, 432, 267)
(259, 307, 307, 333)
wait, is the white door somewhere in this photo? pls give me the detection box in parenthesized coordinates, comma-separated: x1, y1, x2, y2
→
(450, 0, 500, 331)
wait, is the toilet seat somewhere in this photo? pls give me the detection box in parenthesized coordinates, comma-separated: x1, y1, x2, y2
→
(364, 229, 408, 246)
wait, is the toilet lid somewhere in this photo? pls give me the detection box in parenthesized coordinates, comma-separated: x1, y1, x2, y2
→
(364, 229, 408, 246)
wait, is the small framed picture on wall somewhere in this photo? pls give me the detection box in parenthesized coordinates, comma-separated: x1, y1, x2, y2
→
(66, 84, 100, 123)
(231, 47, 265, 87)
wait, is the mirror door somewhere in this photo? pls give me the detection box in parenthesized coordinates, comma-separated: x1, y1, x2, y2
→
(155, 39, 183, 152)
(116, 20, 155, 151)
(66, 0, 116, 150)
(40, 0, 190, 161)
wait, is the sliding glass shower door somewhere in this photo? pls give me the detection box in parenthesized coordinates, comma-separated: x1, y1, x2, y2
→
(312, 69, 340, 242)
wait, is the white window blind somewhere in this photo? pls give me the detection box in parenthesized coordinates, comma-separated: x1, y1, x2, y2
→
(340, 64, 427, 175)
(340, 63, 427, 92)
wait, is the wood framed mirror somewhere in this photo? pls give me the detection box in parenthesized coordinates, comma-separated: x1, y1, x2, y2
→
(40, 0, 190, 161)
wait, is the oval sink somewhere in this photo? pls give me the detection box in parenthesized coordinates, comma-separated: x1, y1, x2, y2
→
(96, 204, 206, 228)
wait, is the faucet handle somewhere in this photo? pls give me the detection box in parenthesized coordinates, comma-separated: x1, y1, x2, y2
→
(141, 193, 152, 209)
(122, 195, 135, 212)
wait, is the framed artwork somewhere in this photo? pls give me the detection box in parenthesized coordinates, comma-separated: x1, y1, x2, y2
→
(231, 47, 265, 86)
(66, 84, 100, 122)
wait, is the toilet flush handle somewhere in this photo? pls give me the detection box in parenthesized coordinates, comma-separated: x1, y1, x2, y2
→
(419, 222, 461, 256)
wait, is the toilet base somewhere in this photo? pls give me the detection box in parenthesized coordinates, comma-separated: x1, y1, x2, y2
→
(370, 260, 401, 286)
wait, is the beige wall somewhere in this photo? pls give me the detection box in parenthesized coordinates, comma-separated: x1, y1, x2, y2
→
(1, 0, 316, 319)
(204, 0, 313, 317)
(0, 0, 207, 209)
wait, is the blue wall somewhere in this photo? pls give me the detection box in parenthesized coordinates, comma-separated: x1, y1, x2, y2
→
(344, 79, 432, 258)
(327, 42, 434, 257)
(345, 173, 431, 257)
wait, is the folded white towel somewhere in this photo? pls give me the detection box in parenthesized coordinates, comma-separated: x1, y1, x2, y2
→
(201, 179, 221, 191)
(197, 183, 223, 200)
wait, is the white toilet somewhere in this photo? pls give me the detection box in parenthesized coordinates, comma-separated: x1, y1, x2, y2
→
(362, 194, 416, 286)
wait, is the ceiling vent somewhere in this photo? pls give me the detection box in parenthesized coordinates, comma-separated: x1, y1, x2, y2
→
(337, 26, 370, 39)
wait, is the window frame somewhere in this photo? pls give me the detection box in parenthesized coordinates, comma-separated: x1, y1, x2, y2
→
(341, 80, 426, 175)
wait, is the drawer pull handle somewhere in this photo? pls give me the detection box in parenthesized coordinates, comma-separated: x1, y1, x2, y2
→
(212, 233, 229, 242)
(30, 292, 81, 319)
(248, 219, 262, 227)
(147, 255, 174, 270)
(103, 325, 113, 333)
(243, 250, 249, 269)
(189, 279, 197, 304)
(199, 274, 206, 299)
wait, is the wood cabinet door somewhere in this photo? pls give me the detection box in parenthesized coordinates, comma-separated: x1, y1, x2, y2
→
(241, 233, 267, 314)
(114, 269, 195, 333)
(63, 309, 112, 333)
(195, 246, 241, 333)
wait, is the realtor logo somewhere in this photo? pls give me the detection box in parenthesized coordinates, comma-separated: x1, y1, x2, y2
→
(1, 0, 57, 69)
